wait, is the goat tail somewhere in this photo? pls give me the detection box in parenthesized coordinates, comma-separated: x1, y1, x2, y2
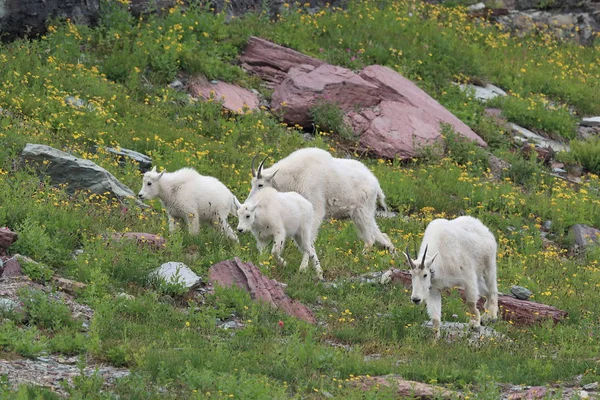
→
(377, 188, 389, 212)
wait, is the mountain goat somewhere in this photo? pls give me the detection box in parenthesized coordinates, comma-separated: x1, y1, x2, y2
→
(138, 167, 240, 241)
(404, 216, 498, 337)
(248, 148, 394, 252)
(237, 187, 323, 279)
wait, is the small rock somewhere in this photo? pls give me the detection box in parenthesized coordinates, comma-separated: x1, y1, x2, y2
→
(543, 220, 552, 231)
(552, 167, 567, 174)
(169, 80, 184, 90)
(53, 277, 87, 295)
(583, 382, 599, 391)
(1, 257, 23, 278)
(458, 83, 507, 102)
(0, 298, 20, 312)
(467, 2, 486, 11)
(117, 292, 135, 301)
(579, 390, 590, 399)
(218, 320, 245, 330)
(570, 224, 600, 247)
(152, 262, 201, 290)
(581, 117, 600, 127)
(0, 227, 18, 256)
(65, 96, 86, 108)
(511, 285, 533, 300)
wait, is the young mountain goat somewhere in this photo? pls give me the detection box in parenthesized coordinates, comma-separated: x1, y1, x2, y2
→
(236, 187, 323, 279)
(138, 167, 240, 241)
(404, 216, 498, 337)
(248, 148, 394, 252)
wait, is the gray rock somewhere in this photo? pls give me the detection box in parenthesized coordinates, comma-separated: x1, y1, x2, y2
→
(21, 143, 146, 207)
(511, 285, 533, 300)
(65, 96, 86, 108)
(552, 167, 567, 174)
(511, 123, 570, 152)
(152, 262, 202, 289)
(543, 220, 553, 231)
(581, 117, 600, 127)
(570, 224, 600, 247)
(583, 382, 599, 391)
(104, 146, 152, 172)
(218, 320, 245, 330)
(422, 321, 508, 344)
(169, 80, 184, 90)
(458, 83, 507, 102)
(467, 2, 486, 11)
(0, 298, 20, 312)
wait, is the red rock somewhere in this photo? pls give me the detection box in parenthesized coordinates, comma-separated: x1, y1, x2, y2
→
(508, 386, 548, 400)
(1, 257, 22, 278)
(272, 64, 381, 127)
(111, 232, 166, 250)
(240, 36, 325, 85)
(352, 65, 487, 159)
(209, 258, 316, 324)
(0, 228, 18, 256)
(188, 78, 259, 113)
(351, 375, 458, 399)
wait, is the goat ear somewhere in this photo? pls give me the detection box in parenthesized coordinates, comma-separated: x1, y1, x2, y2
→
(233, 197, 241, 211)
(157, 170, 165, 180)
(248, 198, 262, 211)
(264, 169, 279, 182)
(429, 252, 439, 265)
(151, 166, 157, 173)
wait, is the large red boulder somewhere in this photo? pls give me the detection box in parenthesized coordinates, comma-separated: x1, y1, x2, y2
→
(272, 64, 381, 127)
(209, 258, 316, 324)
(240, 37, 488, 159)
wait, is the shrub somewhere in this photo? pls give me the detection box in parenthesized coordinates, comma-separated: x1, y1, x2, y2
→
(571, 138, 600, 174)
(309, 97, 356, 141)
(18, 288, 76, 332)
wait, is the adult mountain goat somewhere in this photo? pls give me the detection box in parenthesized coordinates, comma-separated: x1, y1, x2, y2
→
(249, 148, 394, 252)
(236, 187, 323, 279)
(138, 167, 240, 241)
(404, 216, 498, 337)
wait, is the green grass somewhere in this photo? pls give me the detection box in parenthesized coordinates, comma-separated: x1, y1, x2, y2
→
(0, 0, 599, 397)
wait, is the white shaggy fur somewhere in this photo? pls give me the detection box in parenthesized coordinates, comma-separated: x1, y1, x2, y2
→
(138, 167, 240, 241)
(237, 187, 323, 279)
(404, 216, 498, 337)
(249, 148, 393, 252)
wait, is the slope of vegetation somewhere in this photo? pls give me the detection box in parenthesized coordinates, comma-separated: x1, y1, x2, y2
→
(0, 0, 599, 398)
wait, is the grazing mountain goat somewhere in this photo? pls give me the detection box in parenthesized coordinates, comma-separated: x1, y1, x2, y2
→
(138, 167, 240, 241)
(404, 216, 498, 337)
(236, 187, 323, 279)
(248, 148, 394, 252)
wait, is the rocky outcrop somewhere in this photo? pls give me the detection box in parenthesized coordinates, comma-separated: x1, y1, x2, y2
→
(209, 258, 317, 324)
(21, 143, 146, 207)
(241, 37, 487, 159)
(570, 224, 600, 247)
(240, 36, 325, 85)
(104, 146, 152, 173)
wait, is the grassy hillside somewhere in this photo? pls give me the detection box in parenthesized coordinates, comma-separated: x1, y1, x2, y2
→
(0, 0, 599, 398)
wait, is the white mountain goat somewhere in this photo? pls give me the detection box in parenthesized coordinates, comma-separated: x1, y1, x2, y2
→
(138, 167, 240, 241)
(236, 187, 323, 279)
(248, 148, 394, 252)
(403, 216, 498, 337)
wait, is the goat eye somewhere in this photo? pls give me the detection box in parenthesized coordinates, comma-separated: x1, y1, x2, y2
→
(258, 184, 263, 188)
(423, 274, 428, 278)
(147, 182, 152, 186)
(246, 215, 250, 219)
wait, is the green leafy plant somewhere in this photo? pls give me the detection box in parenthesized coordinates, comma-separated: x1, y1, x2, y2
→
(310, 97, 357, 141)
(571, 138, 600, 174)
(18, 288, 76, 332)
